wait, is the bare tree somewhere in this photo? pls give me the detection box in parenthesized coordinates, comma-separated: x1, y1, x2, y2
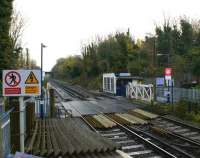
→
(9, 9, 25, 50)
(9, 9, 26, 68)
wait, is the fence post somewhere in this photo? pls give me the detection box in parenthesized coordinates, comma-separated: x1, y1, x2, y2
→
(26, 102, 35, 138)
(10, 100, 20, 153)
(19, 97, 25, 152)
(49, 89, 55, 118)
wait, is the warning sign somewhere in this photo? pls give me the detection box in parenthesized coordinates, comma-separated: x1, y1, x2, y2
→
(25, 86, 39, 94)
(165, 68, 172, 80)
(25, 71, 39, 84)
(5, 88, 21, 94)
(3, 70, 41, 96)
(5, 71, 21, 87)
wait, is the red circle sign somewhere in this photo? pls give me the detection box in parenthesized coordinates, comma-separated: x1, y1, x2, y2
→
(165, 68, 172, 76)
(5, 71, 21, 87)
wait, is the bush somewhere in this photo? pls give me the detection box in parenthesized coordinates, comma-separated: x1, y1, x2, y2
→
(193, 114, 200, 123)
(143, 99, 200, 124)
(86, 76, 102, 90)
(184, 112, 196, 121)
(142, 103, 173, 115)
(174, 100, 189, 118)
(172, 100, 200, 123)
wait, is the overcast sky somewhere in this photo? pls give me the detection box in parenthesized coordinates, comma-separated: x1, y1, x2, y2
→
(14, 0, 200, 71)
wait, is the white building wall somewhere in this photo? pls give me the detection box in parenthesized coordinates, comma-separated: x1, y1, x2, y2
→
(103, 73, 116, 94)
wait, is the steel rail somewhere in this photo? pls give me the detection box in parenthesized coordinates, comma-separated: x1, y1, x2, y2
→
(127, 125, 195, 158)
(101, 114, 178, 158)
(161, 116, 200, 131)
(153, 126, 200, 147)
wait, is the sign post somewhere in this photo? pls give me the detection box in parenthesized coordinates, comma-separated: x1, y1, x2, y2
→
(165, 68, 172, 80)
(164, 68, 172, 103)
(2, 70, 41, 152)
(19, 96, 24, 152)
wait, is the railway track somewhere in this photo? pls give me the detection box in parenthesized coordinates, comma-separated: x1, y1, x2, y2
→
(83, 112, 200, 158)
(79, 113, 178, 158)
(82, 112, 200, 158)
(151, 116, 200, 144)
(54, 82, 200, 158)
(97, 127, 167, 158)
(127, 124, 200, 158)
(67, 108, 179, 157)
(52, 80, 92, 100)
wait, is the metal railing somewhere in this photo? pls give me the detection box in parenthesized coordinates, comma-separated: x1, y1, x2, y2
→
(156, 87, 200, 103)
(126, 82, 154, 102)
(0, 108, 14, 158)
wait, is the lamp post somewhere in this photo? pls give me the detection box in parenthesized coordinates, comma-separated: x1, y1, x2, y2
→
(40, 43, 46, 118)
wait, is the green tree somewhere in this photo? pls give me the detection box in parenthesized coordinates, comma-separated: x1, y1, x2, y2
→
(192, 57, 200, 82)
(180, 19, 193, 55)
(0, 0, 14, 73)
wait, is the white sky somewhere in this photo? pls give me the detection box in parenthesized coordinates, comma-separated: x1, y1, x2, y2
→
(14, 0, 200, 71)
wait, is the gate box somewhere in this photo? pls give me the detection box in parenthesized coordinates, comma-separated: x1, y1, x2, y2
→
(103, 73, 142, 96)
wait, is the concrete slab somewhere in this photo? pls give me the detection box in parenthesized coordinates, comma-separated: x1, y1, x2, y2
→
(61, 98, 139, 116)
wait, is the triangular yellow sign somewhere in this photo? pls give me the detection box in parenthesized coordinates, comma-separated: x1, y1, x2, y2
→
(25, 71, 39, 84)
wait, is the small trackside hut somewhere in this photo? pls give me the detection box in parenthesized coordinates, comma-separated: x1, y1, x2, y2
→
(103, 73, 142, 96)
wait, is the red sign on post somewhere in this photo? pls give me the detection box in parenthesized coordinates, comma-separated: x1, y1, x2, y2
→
(5, 88, 21, 94)
(4, 71, 21, 95)
(165, 68, 172, 76)
(165, 68, 172, 80)
(5, 71, 21, 87)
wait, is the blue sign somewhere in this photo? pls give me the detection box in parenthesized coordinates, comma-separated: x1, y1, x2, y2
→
(115, 73, 131, 77)
(156, 77, 164, 86)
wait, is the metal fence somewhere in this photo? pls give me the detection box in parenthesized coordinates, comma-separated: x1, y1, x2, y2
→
(0, 108, 14, 158)
(156, 87, 200, 103)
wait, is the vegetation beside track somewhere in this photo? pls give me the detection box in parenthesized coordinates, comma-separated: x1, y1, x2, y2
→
(52, 17, 200, 89)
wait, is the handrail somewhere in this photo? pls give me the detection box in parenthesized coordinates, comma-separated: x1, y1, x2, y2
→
(0, 107, 15, 120)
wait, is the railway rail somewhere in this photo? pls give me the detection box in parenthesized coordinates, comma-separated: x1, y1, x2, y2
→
(51, 80, 86, 100)
(154, 116, 200, 142)
(84, 112, 200, 158)
(83, 112, 199, 158)
(97, 127, 168, 158)
(79, 112, 178, 158)
(145, 116, 200, 157)
(52, 80, 117, 100)
(127, 124, 200, 158)
(54, 81, 200, 158)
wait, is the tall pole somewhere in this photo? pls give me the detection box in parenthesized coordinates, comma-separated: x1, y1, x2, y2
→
(19, 96, 24, 152)
(26, 48, 29, 69)
(167, 54, 170, 104)
(153, 37, 157, 103)
(40, 43, 46, 119)
(41, 43, 43, 99)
